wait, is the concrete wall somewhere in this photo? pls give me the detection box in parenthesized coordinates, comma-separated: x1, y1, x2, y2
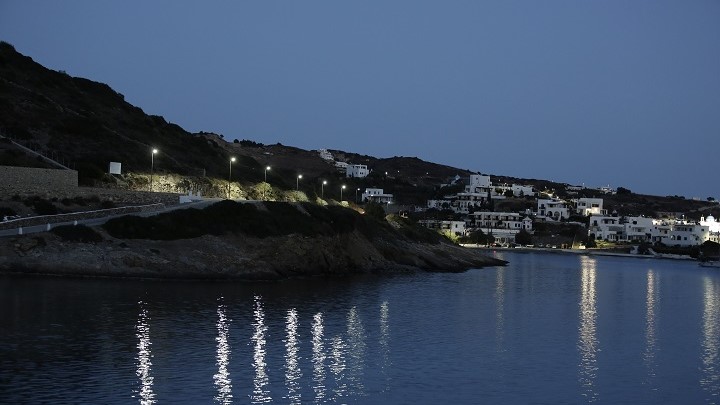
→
(0, 165, 78, 190)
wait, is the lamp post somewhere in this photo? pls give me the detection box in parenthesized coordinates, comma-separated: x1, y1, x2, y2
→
(150, 148, 158, 192)
(264, 166, 271, 183)
(356, 188, 360, 203)
(296, 174, 303, 190)
(322, 180, 327, 199)
(340, 185, 346, 201)
(228, 157, 236, 199)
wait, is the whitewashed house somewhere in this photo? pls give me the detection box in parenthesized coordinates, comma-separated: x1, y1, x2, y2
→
(466, 174, 491, 191)
(624, 216, 655, 242)
(666, 222, 708, 247)
(511, 184, 535, 197)
(346, 164, 369, 178)
(466, 211, 533, 244)
(589, 215, 624, 241)
(362, 188, 393, 204)
(537, 199, 571, 221)
(418, 220, 467, 236)
(335, 161, 349, 172)
(700, 215, 720, 243)
(317, 149, 334, 161)
(575, 198, 605, 216)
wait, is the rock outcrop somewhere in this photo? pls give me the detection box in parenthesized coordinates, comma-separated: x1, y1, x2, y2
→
(0, 229, 505, 280)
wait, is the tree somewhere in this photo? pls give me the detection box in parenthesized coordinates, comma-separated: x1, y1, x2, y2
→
(504, 189, 514, 198)
(515, 229, 532, 245)
(364, 202, 386, 221)
(616, 187, 632, 195)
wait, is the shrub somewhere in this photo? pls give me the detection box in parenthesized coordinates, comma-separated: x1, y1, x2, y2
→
(515, 229, 533, 245)
(33, 198, 58, 215)
(51, 224, 103, 243)
(0, 206, 17, 218)
(363, 202, 386, 221)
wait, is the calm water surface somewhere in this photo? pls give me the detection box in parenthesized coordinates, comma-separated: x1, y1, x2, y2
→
(2, 251, 720, 404)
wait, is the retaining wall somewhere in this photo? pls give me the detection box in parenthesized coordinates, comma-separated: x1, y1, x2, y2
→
(0, 165, 78, 190)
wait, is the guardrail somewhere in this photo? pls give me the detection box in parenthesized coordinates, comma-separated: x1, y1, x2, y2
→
(0, 203, 165, 231)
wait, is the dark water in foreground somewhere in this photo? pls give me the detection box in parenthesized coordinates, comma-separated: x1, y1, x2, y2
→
(1, 251, 720, 404)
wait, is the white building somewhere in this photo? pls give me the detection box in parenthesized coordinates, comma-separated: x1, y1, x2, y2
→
(466, 174, 491, 192)
(589, 215, 720, 246)
(491, 183, 535, 198)
(536, 199, 570, 221)
(701, 215, 720, 243)
(317, 149, 334, 161)
(575, 198, 605, 216)
(335, 161, 349, 172)
(362, 188, 393, 204)
(511, 184, 535, 197)
(666, 222, 708, 247)
(624, 216, 656, 242)
(589, 215, 624, 241)
(466, 211, 533, 244)
(418, 220, 467, 236)
(346, 164, 369, 178)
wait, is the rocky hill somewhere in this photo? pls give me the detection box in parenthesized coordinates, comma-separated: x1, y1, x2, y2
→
(0, 41, 716, 216)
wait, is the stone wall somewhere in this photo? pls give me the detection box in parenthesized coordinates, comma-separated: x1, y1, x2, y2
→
(0, 165, 180, 206)
(0, 165, 78, 190)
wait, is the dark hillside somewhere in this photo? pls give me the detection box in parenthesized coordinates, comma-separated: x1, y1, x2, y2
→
(0, 41, 242, 180)
(0, 42, 715, 213)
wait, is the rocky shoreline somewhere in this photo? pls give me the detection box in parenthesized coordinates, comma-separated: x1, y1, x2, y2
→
(0, 229, 507, 280)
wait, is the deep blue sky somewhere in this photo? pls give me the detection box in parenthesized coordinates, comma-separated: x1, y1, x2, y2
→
(1, 1, 718, 198)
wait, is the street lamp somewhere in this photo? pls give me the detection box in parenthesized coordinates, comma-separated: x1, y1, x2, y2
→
(264, 166, 271, 183)
(150, 148, 158, 192)
(322, 180, 327, 199)
(228, 157, 236, 199)
(296, 174, 303, 190)
(356, 188, 361, 203)
(340, 185, 346, 201)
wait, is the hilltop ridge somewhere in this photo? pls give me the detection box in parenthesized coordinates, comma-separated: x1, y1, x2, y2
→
(0, 41, 715, 218)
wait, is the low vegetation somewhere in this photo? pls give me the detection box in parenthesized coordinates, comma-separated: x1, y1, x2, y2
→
(50, 224, 103, 243)
(102, 201, 442, 244)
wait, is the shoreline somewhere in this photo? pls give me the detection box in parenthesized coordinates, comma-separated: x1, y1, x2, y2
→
(461, 244, 697, 261)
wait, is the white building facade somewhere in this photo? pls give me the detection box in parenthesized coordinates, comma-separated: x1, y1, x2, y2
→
(346, 164, 369, 178)
(537, 199, 570, 221)
(575, 198, 605, 216)
(466, 211, 533, 244)
(362, 188, 393, 204)
(418, 220, 467, 236)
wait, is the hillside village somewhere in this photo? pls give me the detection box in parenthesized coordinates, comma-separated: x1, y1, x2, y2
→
(317, 148, 720, 249)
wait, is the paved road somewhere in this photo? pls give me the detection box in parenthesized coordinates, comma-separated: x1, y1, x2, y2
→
(0, 199, 224, 238)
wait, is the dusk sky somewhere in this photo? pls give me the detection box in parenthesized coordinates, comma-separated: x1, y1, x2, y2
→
(1, 1, 718, 198)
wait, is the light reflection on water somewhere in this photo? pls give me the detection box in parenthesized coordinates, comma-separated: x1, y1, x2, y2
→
(284, 308, 302, 405)
(5, 253, 720, 404)
(346, 307, 366, 397)
(134, 302, 156, 405)
(251, 296, 271, 404)
(311, 312, 327, 402)
(578, 256, 598, 403)
(643, 270, 659, 388)
(495, 266, 505, 351)
(702, 277, 720, 403)
(329, 335, 348, 401)
(379, 300, 391, 391)
(214, 299, 233, 404)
